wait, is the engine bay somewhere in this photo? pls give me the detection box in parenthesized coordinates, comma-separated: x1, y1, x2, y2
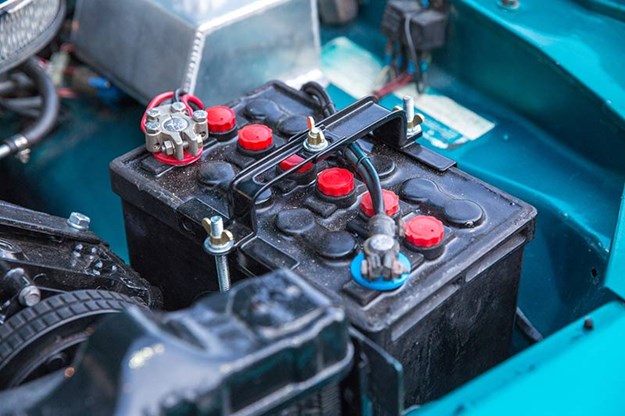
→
(0, 0, 624, 415)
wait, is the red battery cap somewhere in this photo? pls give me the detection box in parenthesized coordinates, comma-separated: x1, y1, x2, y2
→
(360, 189, 400, 217)
(238, 124, 273, 151)
(317, 168, 355, 197)
(206, 106, 236, 133)
(404, 215, 444, 248)
(279, 154, 313, 173)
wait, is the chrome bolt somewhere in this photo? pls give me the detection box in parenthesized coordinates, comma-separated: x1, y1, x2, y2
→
(192, 110, 207, 123)
(145, 121, 160, 134)
(67, 212, 90, 230)
(403, 96, 415, 124)
(18, 285, 41, 307)
(209, 215, 223, 238)
(402, 96, 425, 137)
(146, 109, 160, 121)
(214, 256, 230, 292)
(170, 102, 186, 113)
(202, 216, 234, 292)
(162, 140, 174, 155)
(303, 116, 328, 152)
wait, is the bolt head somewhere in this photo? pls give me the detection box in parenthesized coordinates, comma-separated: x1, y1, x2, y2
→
(145, 121, 160, 134)
(171, 102, 186, 113)
(18, 286, 41, 307)
(368, 234, 396, 252)
(67, 212, 91, 230)
(192, 110, 207, 123)
(146, 109, 160, 121)
(162, 141, 174, 155)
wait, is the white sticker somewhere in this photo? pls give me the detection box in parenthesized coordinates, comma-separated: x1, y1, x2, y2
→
(321, 37, 495, 148)
(396, 86, 495, 141)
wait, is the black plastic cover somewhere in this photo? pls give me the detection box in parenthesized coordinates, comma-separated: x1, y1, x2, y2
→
(5, 269, 352, 416)
(0, 201, 159, 319)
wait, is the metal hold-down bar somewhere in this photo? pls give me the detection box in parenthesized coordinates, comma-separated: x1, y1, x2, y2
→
(229, 96, 408, 234)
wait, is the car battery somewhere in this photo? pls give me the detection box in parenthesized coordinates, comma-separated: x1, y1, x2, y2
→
(110, 81, 537, 405)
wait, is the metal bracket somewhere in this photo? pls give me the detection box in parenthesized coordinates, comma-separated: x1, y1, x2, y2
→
(228, 97, 408, 236)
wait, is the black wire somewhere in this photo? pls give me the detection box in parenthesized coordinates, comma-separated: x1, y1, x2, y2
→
(515, 307, 543, 345)
(301, 81, 336, 118)
(344, 143, 385, 216)
(300, 82, 385, 215)
(404, 12, 424, 91)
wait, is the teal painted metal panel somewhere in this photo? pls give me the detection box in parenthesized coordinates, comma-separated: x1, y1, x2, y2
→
(605, 187, 625, 299)
(412, 301, 625, 415)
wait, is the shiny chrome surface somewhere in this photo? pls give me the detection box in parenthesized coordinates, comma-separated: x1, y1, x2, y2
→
(71, 0, 321, 104)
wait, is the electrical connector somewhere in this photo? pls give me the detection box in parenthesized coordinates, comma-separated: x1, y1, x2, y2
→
(381, 1, 447, 52)
(408, 9, 447, 51)
(381, 0, 422, 43)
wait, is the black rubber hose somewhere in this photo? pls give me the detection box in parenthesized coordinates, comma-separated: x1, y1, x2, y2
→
(18, 57, 59, 146)
(344, 143, 385, 215)
(0, 81, 17, 95)
(0, 57, 59, 158)
(0, 100, 40, 119)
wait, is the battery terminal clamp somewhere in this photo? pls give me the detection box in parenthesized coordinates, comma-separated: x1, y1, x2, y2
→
(353, 214, 411, 291)
(144, 102, 208, 166)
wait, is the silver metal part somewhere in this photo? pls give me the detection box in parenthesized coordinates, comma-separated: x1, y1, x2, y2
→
(303, 116, 328, 152)
(403, 96, 415, 124)
(71, 0, 322, 105)
(214, 256, 231, 292)
(0, 135, 31, 163)
(318, 0, 358, 24)
(0, 144, 12, 160)
(202, 216, 234, 292)
(67, 212, 90, 230)
(18, 285, 41, 307)
(144, 103, 207, 161)
(2, 267, 41, 307)
(16, 149, 31, 164)
(0, 0, 65, 73)
(403, 96, 425, 138)
(361, 214, 408, 280)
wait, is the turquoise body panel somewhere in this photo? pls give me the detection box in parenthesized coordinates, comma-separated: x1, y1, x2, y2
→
(1, 0, 623, 413)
